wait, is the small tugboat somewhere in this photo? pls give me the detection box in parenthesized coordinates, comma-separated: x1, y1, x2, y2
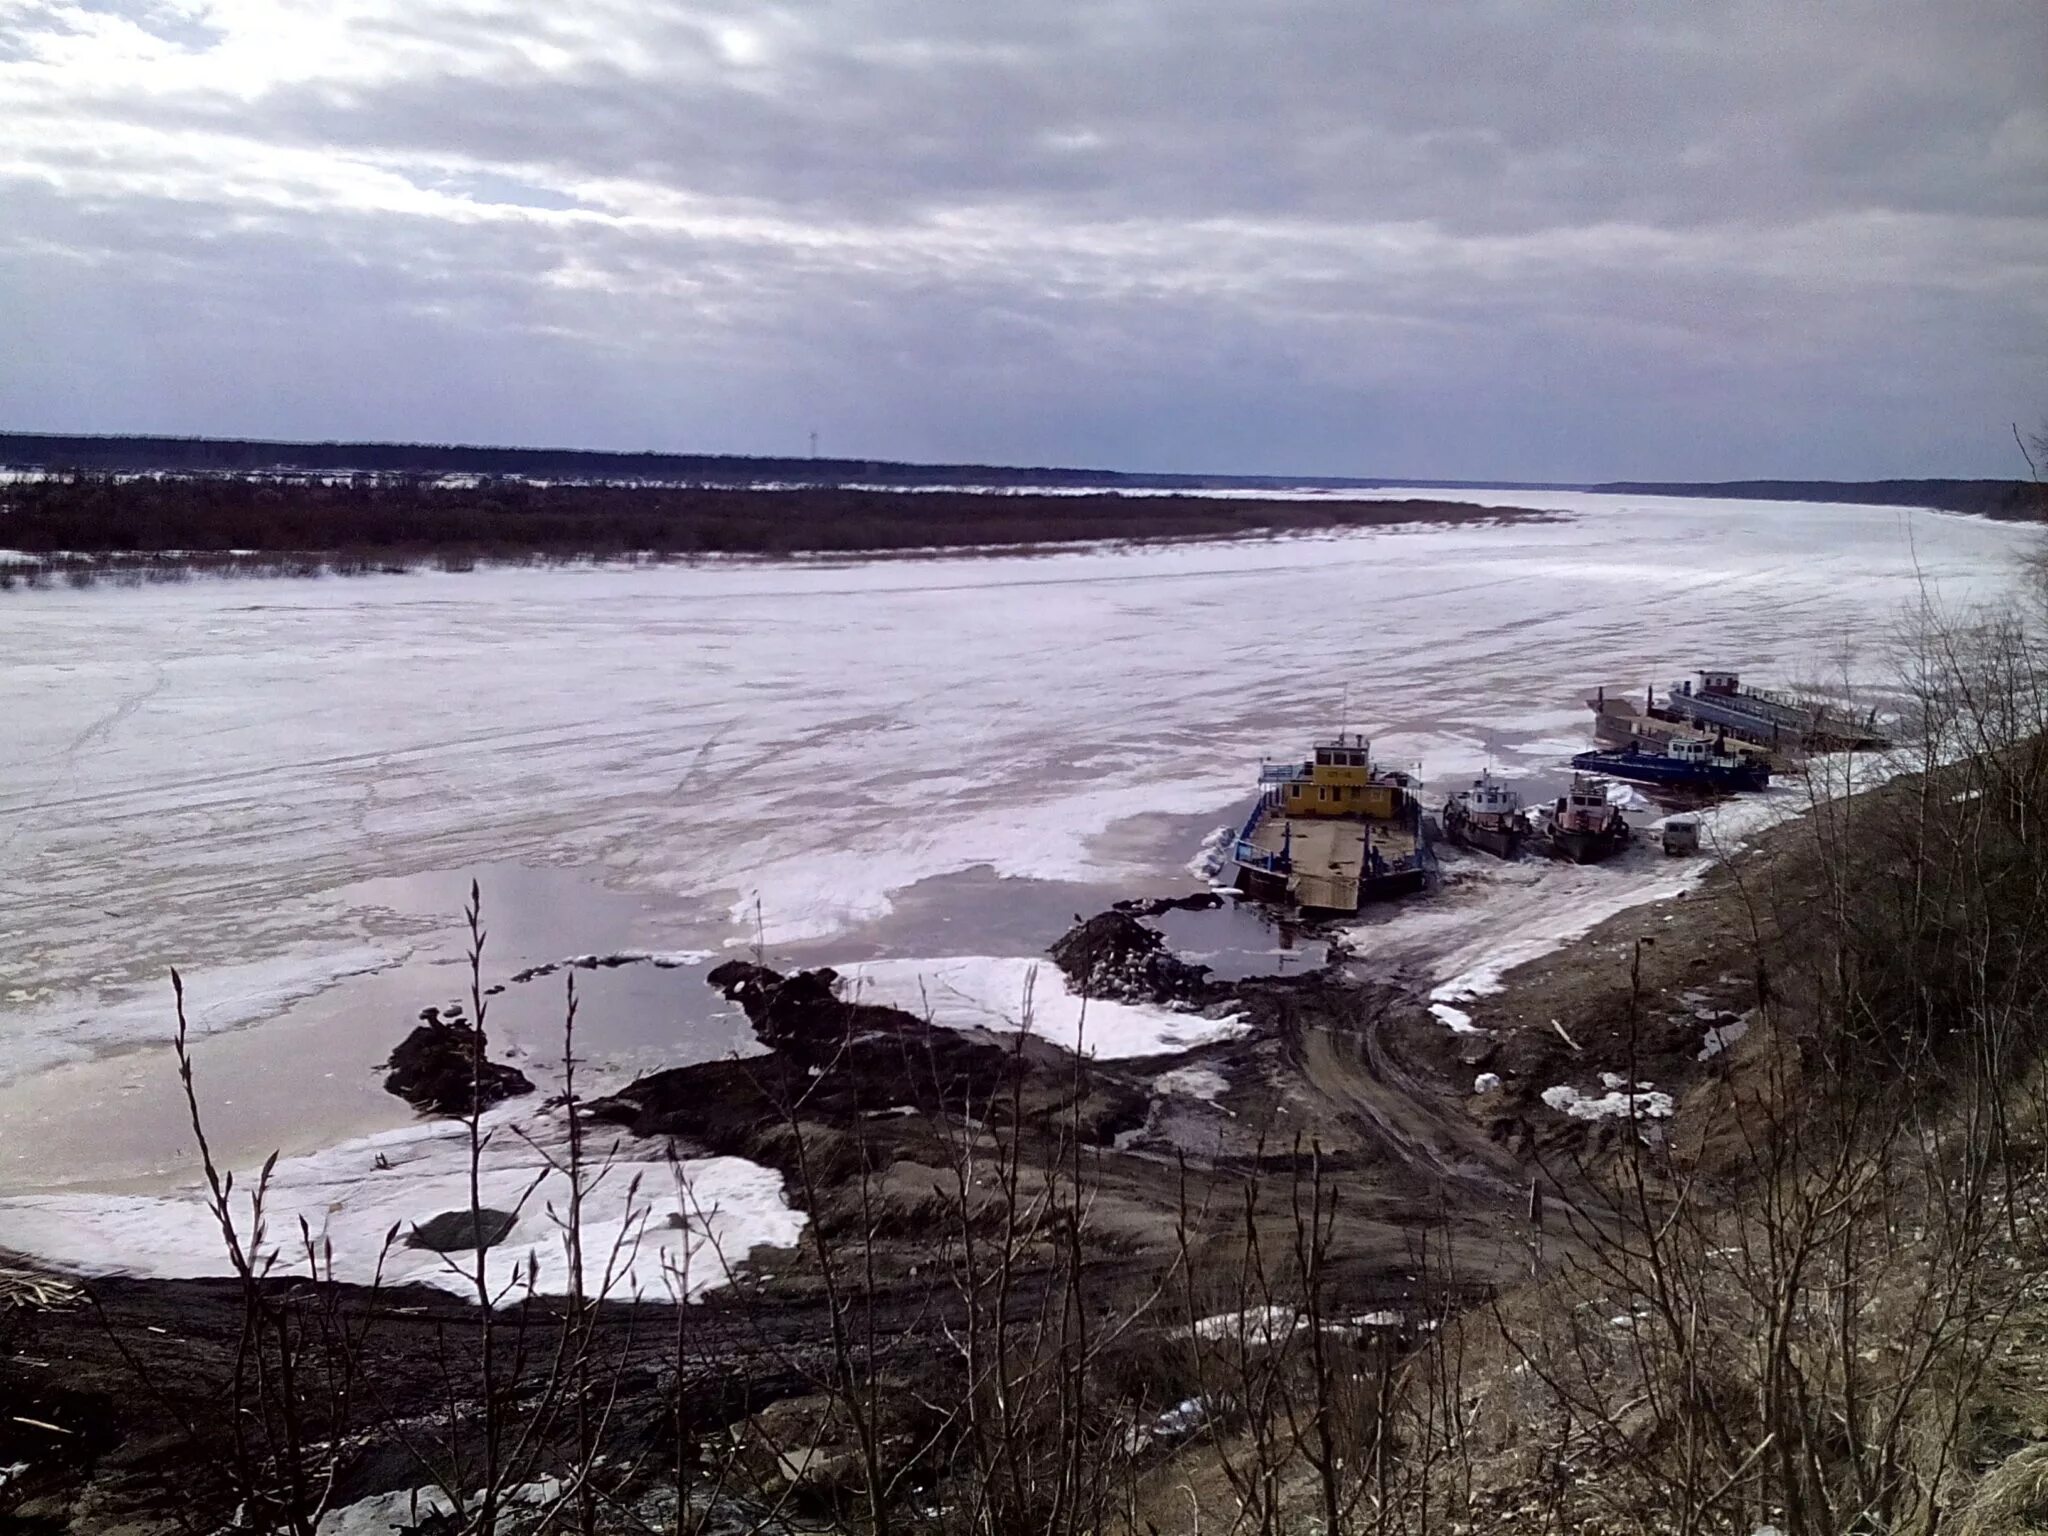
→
(1572, 732, 1770, 793)
(1441, 769, 1529, 859)
(1534, 774, 1631, 864)
(1227, 733, 1431, 912)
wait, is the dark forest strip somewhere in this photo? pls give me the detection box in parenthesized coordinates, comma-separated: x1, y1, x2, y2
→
(0, 476, 1548, 570)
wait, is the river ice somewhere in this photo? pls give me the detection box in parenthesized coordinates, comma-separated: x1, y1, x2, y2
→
(834, 955, 1251, 1058)
(0, 1101, 806, 1299)
(0, 487, 2035, 1284)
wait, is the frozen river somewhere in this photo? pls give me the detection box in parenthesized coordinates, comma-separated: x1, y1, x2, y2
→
(0, 489, 2034, 1210)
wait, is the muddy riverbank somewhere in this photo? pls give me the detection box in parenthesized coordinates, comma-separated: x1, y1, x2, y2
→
(0, 800, 1817, 1533)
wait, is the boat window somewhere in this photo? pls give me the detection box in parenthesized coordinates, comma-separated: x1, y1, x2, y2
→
(1317, 786, 1328, 801)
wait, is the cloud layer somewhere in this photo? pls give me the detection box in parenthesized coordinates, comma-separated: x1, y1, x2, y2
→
(2, 0, 2043, 477)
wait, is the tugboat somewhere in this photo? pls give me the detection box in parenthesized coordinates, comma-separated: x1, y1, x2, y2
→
(1572, 732, 1770, 793)
(1534, 774, 1631, 864)
(1441, 770, 1529, 859)
(1227, 733, 1432, 911)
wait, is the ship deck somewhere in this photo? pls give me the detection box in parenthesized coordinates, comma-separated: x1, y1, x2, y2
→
(1247, 812, 1419, 910)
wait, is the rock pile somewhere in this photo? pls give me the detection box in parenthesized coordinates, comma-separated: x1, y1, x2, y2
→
(1049, 911, 1213, 1007)
(382, 1006, 534, 1116)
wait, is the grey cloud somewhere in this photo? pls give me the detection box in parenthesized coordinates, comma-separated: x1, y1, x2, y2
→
(0, 0, 2043, 477)
(35, 1, 2039, 231)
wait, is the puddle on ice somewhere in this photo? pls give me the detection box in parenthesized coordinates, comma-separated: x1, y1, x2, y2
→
(0, 862, 766, 1194)
(0, 848, 1276, 1191)
(818, 851, 1331, 983)
(0, 845, 1341, 1192)
(1146, 901, 1332, 979)
(805, 864, 1152, 962)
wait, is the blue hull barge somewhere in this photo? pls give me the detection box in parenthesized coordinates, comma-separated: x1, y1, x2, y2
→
(1572, 733, 1770, 793)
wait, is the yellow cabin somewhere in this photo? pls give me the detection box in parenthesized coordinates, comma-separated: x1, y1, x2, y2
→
(1261, 733, 1409, 820)
(1233, 730, 1430, 908)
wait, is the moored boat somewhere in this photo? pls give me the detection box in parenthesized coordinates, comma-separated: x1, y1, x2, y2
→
(1587, 685, 1790, 773)
(1441, 769, 1529, 859)
(1586, 668, 1886, 765)
(1572, 732, 1770, 793)
(1669, 669, 1888, 753)
(1227, 733, 1432, 912)
(1534, 773, 1631, 864)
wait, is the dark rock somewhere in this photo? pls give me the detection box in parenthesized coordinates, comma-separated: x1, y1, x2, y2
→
(703, 960, 928, 1065)
(1458, 1039, 1498, 1069)
(586, 961, 1153, 1201)
(1049, 911, 1213, 1006)
(382, 1017, 534, 1116)
(404, 1208, 517, 1252)
(1113, 891, 1225, 917)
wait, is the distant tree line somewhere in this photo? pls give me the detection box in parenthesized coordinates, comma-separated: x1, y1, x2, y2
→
(0, 473, 1539, 563)
(0, 432, 1225, 488)
(2, 432, 2040, 517)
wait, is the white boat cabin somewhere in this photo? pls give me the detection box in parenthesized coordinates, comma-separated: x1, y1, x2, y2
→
(1456, 770, 1522, 818)
(1667, 734, 1741, 767)
(1557, 773, 1614, 831)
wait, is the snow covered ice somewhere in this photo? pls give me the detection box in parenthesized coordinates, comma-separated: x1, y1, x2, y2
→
(0, 1098, 807, 1300)
(0, 486, 2033, 1281)
(834, 955, 1250, 1058)
(3, 491, 2024, 1078)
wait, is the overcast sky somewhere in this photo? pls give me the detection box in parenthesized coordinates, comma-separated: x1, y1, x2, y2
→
(1, 2, 2043, 479)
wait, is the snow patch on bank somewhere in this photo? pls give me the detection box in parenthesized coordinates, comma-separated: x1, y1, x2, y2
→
(1191, 1304, 1406, 1345)
(0, 1103, 805, 1300)
(1429, 1001, 1480, 1034)
(835, 956, 1250, 1059)
(1542, 1076, 1675, 1122)
(318, 1477, 564, 1536)
(1383, 774, 1867, 1029)
(1699, 1017, 1751, 1059)
(1152, 1064, 1229, 1102)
